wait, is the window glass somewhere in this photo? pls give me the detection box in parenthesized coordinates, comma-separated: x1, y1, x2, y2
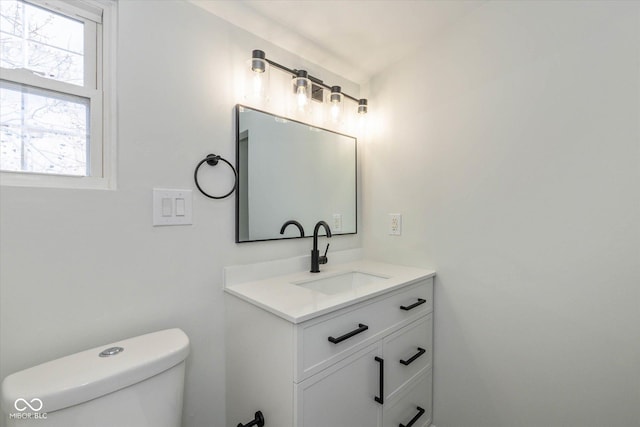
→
(0, 81, 89, 176)
(0, 0, 85, 85)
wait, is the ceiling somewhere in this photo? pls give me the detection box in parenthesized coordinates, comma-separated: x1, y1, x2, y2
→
(190, 0, 485, 84)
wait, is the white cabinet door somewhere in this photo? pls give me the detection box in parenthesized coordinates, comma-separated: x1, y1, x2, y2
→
(296, 343, 383, 427)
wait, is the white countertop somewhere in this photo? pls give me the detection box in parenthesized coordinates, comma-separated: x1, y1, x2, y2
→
(224, 257, 435, 323)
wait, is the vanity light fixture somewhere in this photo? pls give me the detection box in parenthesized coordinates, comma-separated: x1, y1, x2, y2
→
(249, 49, 368, 117)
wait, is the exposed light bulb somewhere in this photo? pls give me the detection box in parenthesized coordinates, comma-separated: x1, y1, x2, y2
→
(328, 86, 343, 123)
(330, 102, 340, 120)
(297, 86, 308, 110)
(293, 70, 310, 113)
(253, 73, 263, 97)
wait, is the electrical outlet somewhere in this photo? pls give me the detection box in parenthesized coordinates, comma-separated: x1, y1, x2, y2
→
(333, 214, 342, 232)
(389, 213, 402, 236)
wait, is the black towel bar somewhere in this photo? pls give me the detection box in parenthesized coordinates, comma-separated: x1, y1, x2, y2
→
(194, 153, 237, 199)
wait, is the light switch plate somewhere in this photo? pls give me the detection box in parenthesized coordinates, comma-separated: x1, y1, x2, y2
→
(153, 189, 193, 226)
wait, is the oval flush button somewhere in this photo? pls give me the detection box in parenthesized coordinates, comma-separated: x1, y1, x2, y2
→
(99, 346, 124, 357)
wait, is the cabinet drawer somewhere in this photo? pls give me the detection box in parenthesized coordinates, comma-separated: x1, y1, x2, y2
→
(297, 278, 432, 380)
(383, 369, 432, 427)
(383, 315, 432, 401)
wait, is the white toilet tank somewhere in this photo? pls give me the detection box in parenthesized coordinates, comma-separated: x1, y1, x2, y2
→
(1, 328, 190, 427)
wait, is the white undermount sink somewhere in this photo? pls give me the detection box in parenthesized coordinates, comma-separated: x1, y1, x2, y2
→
(292, 271, 389, 295)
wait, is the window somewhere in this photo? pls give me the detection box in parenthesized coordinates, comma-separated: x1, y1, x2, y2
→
(0, 0, 116, 189)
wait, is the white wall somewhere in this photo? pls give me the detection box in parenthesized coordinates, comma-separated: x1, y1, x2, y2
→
(0, 2, 361, 427)
(363, 1, 640, 426)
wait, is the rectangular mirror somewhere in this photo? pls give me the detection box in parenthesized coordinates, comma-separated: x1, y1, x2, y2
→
(236, 105, 357, 243)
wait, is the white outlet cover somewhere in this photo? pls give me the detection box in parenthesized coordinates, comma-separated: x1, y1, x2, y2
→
(389, 213, 402, 236)
(333, 213, 343, 232)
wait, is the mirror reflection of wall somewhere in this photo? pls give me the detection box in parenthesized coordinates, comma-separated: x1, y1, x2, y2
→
(236, 105, 357, 243)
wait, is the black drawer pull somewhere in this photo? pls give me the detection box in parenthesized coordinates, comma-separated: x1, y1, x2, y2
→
(374, 356, 384, 404)
(400, 298, 426, 311)
(328, 323, 369, 344)
(400, 347, 426, 366)
(237, 411, 264, 427)
(399, 406, 425, 427)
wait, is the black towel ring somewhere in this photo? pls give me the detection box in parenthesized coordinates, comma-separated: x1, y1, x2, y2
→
(194, 154, 237, 199)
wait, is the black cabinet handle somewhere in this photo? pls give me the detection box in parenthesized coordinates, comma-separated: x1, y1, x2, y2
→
(400, 298, 426, 311)
(328, 323, 369, 344)
(237, 411, 264, 427)
(399, 406, 425, 427)
(400, 347, 426, 366)
(374, 356, 384, 404)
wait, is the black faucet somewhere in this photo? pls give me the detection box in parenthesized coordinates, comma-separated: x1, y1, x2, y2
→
(280, 220, 305, 237)
(311, 220, 332, 273)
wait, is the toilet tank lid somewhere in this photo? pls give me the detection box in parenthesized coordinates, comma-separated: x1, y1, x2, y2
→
(1, 328, 190, 415)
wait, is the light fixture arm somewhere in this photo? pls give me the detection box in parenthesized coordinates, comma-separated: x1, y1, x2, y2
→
(264, 58, 296, 76)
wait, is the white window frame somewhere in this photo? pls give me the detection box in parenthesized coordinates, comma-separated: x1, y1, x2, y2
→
(0, 0, 117, 190)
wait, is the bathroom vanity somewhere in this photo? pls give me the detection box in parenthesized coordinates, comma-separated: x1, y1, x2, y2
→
(224, 253, 435, 427)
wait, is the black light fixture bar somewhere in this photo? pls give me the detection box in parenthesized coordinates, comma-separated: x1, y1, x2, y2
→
(264, 58, 296, 76)
(253, 50, 367, 111)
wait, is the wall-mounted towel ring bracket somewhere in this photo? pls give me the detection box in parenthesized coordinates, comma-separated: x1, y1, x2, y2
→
(194, 154, 238, 199)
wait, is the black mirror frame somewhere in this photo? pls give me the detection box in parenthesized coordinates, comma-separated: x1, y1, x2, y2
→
(234, 104, 358, 243)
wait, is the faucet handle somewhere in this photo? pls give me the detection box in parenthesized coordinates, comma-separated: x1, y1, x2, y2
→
(319, 243, 330, 265)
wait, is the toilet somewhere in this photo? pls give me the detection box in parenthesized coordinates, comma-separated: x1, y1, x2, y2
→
(1, 328, 190, 427)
